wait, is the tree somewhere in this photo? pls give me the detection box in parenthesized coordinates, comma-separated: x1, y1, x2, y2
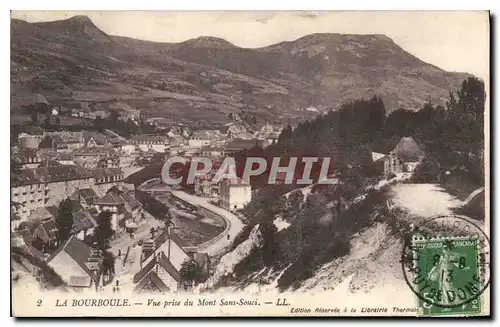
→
(56, 198, 74, 244)
(384, 108, 417, 137)
(43, 115, 51, 127)
(446, 77, 485, 154)
(179, 260, 202, 288)
(260, 220, 278, 266)
(93, 211, 114, 250)
(31, 112, 38, 125)
(94, 116, 105, 131)
(109, 110, 120, 127)
(101, 250, 115, 282)
(448, 77, 485, 123)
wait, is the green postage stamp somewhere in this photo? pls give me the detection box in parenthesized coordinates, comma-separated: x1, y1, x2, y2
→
(401, 214, 490, 317)
(411, 236, 481, 316)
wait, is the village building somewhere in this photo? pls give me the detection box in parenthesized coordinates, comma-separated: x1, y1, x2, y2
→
(130, 135, 167, 153)
(37, 132, 85, 152)
(57, 133, 84, 151)
(54, 153, 76, 166)
(26, 205, 58, 222)
(91, 167, 124, 196)
(73, 150, 101, 168)
(46, 235, 101, 290)
(38, 135, 69, 153)
(71, 188, 99, 209)
(94, 188, 142, 231)
(221, 122, 252, 140)
(18, 133, 43, 149)
(85, 135, 109, 149)
(72, 147, 119, 169)
(372, 136, 425, 176)
(134, 229, 193, 293)
(188, 136, 211, 148)
(219, 178, 252, 211)
(72, 210, 98, 241)
(254, 122, 282, 146)
(15, 217, 59, 253)
(98, 153, 120, 169)
(31, 218, 58, 251)
(11, 232, 46, 276)
(196, 146, 225, 157)
(194, 174, 215, 197)
(17, 149, 43, 169)
(11, 166, 124, 221)
(121, 143, 136, 155)
(85, 110, 109, 120)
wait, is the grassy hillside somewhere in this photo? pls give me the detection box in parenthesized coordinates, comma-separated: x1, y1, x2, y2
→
(11, 16, 470, 125)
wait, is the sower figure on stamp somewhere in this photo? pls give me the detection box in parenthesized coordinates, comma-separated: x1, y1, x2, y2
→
(427, 245, 464, 306)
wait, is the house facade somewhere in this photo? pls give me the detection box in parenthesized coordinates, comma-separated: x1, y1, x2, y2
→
(94, 189, 142, 231)
(134, 229, 192, 293)
(372, 136, 425, 176)
(130, 135, 167, 153)
(11, 166, 124, 222)
(188, 137, 210, 149)
(219, 178, 252, 211)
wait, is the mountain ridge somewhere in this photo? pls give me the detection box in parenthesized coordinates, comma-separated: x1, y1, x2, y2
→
(11, 15, 471, 126)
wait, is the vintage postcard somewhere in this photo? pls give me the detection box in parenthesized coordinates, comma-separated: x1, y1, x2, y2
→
(10, 11, 490, 317)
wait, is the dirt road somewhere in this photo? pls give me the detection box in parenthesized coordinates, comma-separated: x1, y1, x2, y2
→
(171, 190, 245, 256)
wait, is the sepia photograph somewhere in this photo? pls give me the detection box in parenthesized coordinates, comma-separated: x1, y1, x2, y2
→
(9, 10, 490, 317)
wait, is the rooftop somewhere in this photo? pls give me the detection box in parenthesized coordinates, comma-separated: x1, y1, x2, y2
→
(46, 235, 96, 281)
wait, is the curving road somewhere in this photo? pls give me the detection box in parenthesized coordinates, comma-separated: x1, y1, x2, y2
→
(171, 190, 245, 256)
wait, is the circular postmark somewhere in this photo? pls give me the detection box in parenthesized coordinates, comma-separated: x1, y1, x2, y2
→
(401, 214, 490, 311)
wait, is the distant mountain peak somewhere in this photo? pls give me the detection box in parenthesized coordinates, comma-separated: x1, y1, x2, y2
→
(67, 15, 93, 24)
(27, 14, 111, 42)
(181, 36, 236, 49)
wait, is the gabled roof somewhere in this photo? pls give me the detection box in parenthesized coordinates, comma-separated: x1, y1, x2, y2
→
(46, 235, 96, 281)
(133, 251, 182, 288)
(158, 252, 181, 283)
(73, 211, 97, 233)
(91, 168, 123, 180)
(68, 276, 92, 287)
(122, 192, 142, 211)
(94, 192, 124, 205)
(134, 271, 170, 293)
(133, 256, 157, 283)
(45, 206, 59, 218)
(154, 230, 188, 249)
(12, 165, 94, 186)
(33, 219, 57, 242)
(392, 137, 425, 162)
(15, 229, 35, 246)
(18, 148, 39, 159)
(67, 199, 84, 214)
(76, 188, 98, 204)
(27, 207, 56, 222)
(372, 152, 387, 162)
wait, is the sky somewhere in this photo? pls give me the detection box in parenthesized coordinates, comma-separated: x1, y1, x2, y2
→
(11, 11, 489, 80)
